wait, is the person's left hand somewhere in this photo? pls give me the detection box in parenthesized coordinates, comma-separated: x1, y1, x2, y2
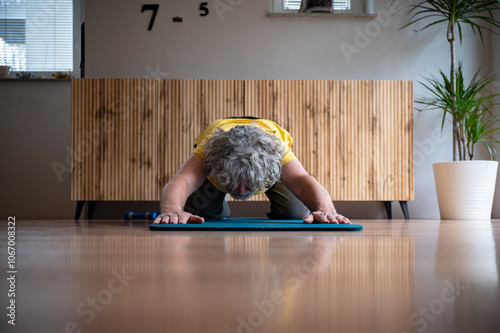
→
(303, 211, 351, 224)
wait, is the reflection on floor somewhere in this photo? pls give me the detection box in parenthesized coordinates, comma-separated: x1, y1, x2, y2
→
(1, 219, 499, 333)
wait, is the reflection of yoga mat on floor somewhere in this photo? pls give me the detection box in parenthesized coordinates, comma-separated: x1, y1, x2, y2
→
(149, 219, 363, 231)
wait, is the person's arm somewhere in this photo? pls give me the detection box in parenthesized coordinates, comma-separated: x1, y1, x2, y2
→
(280, 159, 350, 224)
(153, 154, 208, 224)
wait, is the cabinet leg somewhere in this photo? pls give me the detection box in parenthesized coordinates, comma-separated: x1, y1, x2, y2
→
(88, 201, 97, 220)
(75, 201, 85, 220)
(399, 201, 410, 220)
(384, 201, 392, 219)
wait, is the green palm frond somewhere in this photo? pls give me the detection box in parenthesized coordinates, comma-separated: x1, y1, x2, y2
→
(399, 0, 500, 43)
(395, 0, 500, 160)
(417, 64, 500, 160)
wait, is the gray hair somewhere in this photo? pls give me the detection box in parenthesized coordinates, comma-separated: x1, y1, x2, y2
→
(203, 124, 285, 191)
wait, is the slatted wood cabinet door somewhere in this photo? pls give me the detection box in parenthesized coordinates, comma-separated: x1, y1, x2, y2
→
(245, 80, 414, 201)
(71, 79, 413, 202)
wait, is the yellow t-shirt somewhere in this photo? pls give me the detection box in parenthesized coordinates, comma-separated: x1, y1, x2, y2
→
(192, 118, 296, 194)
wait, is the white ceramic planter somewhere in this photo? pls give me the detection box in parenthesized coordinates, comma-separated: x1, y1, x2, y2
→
(433, 161, 498, 220)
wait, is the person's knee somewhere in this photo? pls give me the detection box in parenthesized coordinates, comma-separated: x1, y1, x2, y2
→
(285, 206, 310, 220)
(185, 196, 230, 219)
(185, 179, 229, 219)
(266, 183, 309, 220)
(268, 204, 309, 220)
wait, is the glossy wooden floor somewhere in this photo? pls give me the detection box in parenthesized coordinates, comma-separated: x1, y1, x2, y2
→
(1, 219, 500, 333)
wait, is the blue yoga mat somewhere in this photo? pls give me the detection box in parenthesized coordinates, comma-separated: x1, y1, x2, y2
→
(149, 219, 362, 231)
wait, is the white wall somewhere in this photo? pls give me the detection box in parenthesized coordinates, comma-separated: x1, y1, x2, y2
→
(85, 0, 486, 80)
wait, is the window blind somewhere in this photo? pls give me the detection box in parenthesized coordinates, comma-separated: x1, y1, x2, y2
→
(0, 0, 73, 72)
(284, 0, 351, 11)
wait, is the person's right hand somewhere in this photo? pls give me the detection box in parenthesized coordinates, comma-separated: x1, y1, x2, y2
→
(153, 211, 204, 224)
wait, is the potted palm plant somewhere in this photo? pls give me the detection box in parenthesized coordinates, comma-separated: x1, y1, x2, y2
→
(419, 64, 500, 219)
(398, 0, 500, 219)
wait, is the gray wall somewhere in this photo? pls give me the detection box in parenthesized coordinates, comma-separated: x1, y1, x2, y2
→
(0, 81, 73, 219)
(0, 0, 497, 219)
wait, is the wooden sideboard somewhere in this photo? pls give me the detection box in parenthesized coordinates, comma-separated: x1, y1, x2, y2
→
(71, 79, 413, 218)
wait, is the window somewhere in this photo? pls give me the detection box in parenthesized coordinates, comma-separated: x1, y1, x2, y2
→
(283, 0, 351, 11)
(0, 0, 73, 73)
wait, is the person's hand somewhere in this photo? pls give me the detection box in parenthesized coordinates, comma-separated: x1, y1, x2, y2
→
(303, 211, 351, 224)
(153, 210, 204, 224)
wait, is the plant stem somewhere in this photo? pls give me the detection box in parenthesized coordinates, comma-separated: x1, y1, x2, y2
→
(462, 129, 467, 160)
(448, 19, 460, 161)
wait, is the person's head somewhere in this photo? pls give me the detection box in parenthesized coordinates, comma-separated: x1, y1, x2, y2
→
(203, 124, 285, 200)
